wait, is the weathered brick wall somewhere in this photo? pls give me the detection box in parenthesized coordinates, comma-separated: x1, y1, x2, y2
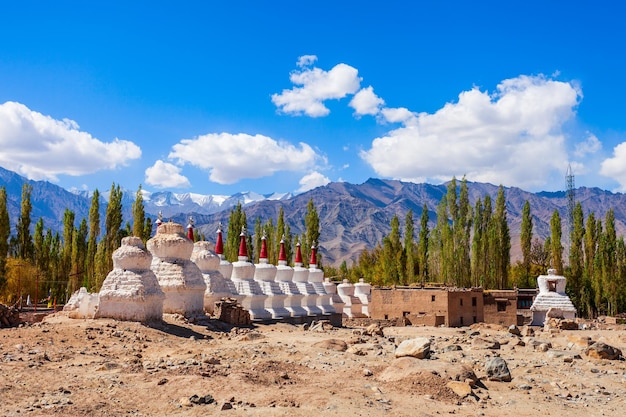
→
(483, 290, 518, 326)
(446, 290, 484, 327)
(370, 288, 450, 324)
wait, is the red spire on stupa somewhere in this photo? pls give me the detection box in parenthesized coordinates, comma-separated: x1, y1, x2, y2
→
(238, 227, 248, 258)
(215, 224, 224, 256)
(186, 218, 194, 241)
(260, 235, 268, 260)
(295, 242, 303, 265)
(309, 242, 317, 266)
(278, 235, 287, 262)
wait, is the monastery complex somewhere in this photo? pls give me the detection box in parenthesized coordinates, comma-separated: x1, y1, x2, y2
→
(64, 220, 576, 329)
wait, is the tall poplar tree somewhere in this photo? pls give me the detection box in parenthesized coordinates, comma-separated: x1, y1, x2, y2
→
(86, 190, 100, 291)
(225, 202, 247, 261)
(549, 209, 563, 274)
(132, 185, 146, 240)
(568, 202, 584, 312)
(404, 209, 416, 283)
(0, 187, 9, 290)
(102, 184, 124, 280)
(417, 204, 429, 285)
(15, 183, 34, 261)
(303, 199, 320, 267)
(520, 200, 533, 287)
(493, 186, 510, 289)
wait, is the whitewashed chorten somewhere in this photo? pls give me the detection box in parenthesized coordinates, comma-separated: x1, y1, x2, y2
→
(275, 237, 307, 318)
(254, 235, 289, 319)
(354, 278, 372, 317)
(191, 241, 238, 315)
(147, 222, 206, 317)
(292, 243, 322, 316)
(337, 279, 363, 317)
(308, 243, 335, 315)
(215, 224, 233, 280)
(96, 236, 165, 322)
(231, 227, 270, 320)
(530, 269, 576, 326)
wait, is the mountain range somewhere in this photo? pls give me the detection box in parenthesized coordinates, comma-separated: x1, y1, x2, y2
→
(1, 166, 625, 267)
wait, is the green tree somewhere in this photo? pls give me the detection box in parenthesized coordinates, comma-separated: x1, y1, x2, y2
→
(492, 186, 510, 289)
(15, 183, 34, 261)
(0, 187, 10, 290)
(132, 185, 146, 240)
(100, 184, 124, 286)
(225, 202, 247, 261)
(303, 199, 320, 267)
(417, 204, 429, 285)
(61, 209, 75, 292)
(568, 202, 584, 313)
(404, 210, 416, 283)
(549, 209, 563, 274)
(519, 200, 533, 287)
(85, 190, 100, 291)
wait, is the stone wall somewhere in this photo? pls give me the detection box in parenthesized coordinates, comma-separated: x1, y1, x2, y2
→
(370, 287, 451, 324)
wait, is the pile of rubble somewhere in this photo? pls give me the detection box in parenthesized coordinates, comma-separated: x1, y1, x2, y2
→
(0, 303, 19, 328)
(213, 297, 251, 326)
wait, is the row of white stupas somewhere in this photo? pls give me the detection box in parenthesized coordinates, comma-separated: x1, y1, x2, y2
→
(64, 218, 371, 322)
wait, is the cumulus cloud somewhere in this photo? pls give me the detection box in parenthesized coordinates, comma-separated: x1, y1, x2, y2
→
(360, 75, 581, 189)
(296, 171, 331, 193)
(599, 142, 626, 191)
(0, 101, 141, 181)
(168, 132, 320, 184)
(349, 86, 385, 116)
(145, 160, 191, 188)
(574, 133, 601, 157)
(272, 57, 362, 117)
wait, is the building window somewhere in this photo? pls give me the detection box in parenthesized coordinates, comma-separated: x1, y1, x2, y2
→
(472, 297, 477, 307)
(460, 299, 463, 306)
(403, 311, 410, 317)
(460, 316, 464, 326)
(473, 316, 477, 323)
(431, 295, 436, 302)
(497, 301, 507, 312)
(384, 315, 388, 320)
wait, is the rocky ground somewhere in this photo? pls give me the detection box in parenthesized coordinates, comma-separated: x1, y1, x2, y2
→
(0, 313, 625, 417)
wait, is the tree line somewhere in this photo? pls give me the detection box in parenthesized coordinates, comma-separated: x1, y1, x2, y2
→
(0, 184, 322, 305)
(0, 178, 625, 317)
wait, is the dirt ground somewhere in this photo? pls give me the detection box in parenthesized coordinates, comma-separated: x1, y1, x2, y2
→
(1, 313, 625, 417)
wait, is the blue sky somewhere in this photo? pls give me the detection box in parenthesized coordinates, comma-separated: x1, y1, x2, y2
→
(1, 1, 626, 197)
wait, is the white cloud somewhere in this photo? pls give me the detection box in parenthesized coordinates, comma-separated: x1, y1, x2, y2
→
(145, 160, 191, 188)
(360, 75, 581, 189)
(599, 142, 626, 191)
(296, 171, 331, 193)
(168, 132, 320, 184)
(349, 86, 385, 116)
(0, 101, 141, 181)
(297, 55, 317, 67)
(272, 57, 362, 117)
(574, 133, 601, 157)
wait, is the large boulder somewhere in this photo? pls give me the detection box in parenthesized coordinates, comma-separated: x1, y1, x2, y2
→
(394, 337, 431, 359)
(585, 342, 623, 360)
(485, 357, 511, 382)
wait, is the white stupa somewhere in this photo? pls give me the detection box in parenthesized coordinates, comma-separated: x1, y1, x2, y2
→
(292, 243, 322, 316)
(230, 227, 271, 320)
(275, 237, 307, 318)
(337, 279, 362, 317)
(354, 278, 372, 317)
(308, 243, 335, 315)
(254, 235, 289, 319)
(191, 241, 238, 315)
(323, 277, 345, 316)
(530, 269, 576, 325)
(147, 222, 206, 317)
(96, 236, 165, 322)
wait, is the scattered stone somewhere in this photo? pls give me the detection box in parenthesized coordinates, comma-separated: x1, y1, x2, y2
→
(446, 381, 473, 398)
(472, 337, 500, 350)
(485, 357, 511, 382)
(394, 337, 431, 359)
(221, 402, 233, 410)
(508, 325, 521, 336)
(0, 303, 20, 328)
(364, 323, 383, 336)
(313, 338, 348, 352)
(585, 342, 623, 360)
